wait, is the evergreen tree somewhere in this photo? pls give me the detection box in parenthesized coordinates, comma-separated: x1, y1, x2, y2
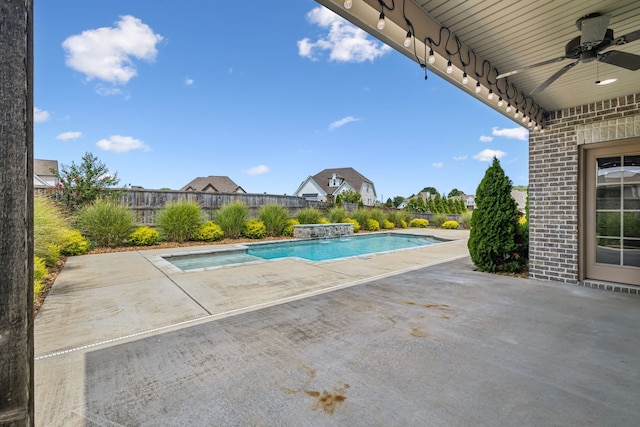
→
(445, 197, 455, 214)
(468, 157, 521, 272)
(426, 197, 435, 213)
(457, 200, 466, 214)
(420, 186, 438, 195)
(448, 188, 464, 198)
(393, 196, 405, 208)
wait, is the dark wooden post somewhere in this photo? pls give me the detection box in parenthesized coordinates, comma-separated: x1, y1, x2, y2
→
(0, 0, 35, 425)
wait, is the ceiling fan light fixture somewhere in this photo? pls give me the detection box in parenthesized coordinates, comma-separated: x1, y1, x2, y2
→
(595, 77, 618, 86)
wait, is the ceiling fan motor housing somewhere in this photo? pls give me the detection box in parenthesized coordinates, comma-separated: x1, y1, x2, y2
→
(565, 28, 614, 59)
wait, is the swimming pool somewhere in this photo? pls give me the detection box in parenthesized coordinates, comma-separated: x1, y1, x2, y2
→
(164, 233, 445, 271)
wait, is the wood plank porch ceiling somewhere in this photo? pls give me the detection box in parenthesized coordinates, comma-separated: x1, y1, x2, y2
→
(317, 0, 640, 124)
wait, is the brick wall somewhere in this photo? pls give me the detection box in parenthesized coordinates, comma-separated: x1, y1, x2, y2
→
(529, 93, 640, 283)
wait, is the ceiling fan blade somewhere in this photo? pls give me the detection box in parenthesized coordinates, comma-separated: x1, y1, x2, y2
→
(614, 29, 640, 45)
(599, 50, 640, 71)
(496, 56, 568, 79)
(530, 60, 580, 94)
(580, 14, 610, 46)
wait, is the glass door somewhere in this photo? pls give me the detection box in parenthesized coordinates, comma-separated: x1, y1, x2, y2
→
(585, 143, 640, 286)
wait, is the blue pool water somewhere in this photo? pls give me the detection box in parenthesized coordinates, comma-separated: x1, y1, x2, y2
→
(165, 233, 442, 271)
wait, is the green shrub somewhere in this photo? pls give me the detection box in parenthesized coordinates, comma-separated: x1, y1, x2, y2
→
(76, 199, 135, 247)
(296, 207, 323, 224)
(386, 210, 406, 228)
(351, 209, 371, 230)
(382, 219, 395, 229)
(409, 218, 429, 228)
(400, 210, 412, 225)
(34, 195, 69, 266)
(432, 213, 449, 228)
(193, 221, 224, 242)
(34, 256, 48, 298)
(369, 208, 387, 227)
(283, 218, 299, 237)
(128, 226, 160, 246)
(400, 220, 408, 228)
(215, 201, 248, 239)
(442, 220, 459, 229)
(242, 219, 267, 239)
(156, 200, 203, 243)
(366, 219, 380, 231)
(459, 210, 472, 229)
(468, 157, 522, 273)
(344, 218, 360, 233)
(60, 229, 90, 255)
(328, 206, 347, 223)
(516, 216, 529, 264)
(259, 204, 290, 237)
(41, 244, 61, 268)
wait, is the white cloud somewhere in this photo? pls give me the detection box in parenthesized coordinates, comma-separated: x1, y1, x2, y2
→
(473, 149, 506, 161)
(432, 162, 444, 168)
(95, 85, 127, 97)
(329, 116, 359, 130)
(453, 155, 468, 161)
(479, 135, 493, 142)
(185, 77, 194, 86)
(491, 126, 528, 141)
(62, 15, 163, 84)
(243, 165, 269, 175)
(56, 131, 82, 141)
(298, 7, 391, 62)
(34, 107, 50, 123)
(96, 135, 150, 153)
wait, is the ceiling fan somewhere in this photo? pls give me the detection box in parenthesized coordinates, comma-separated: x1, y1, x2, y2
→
(496, 13, 640, 94)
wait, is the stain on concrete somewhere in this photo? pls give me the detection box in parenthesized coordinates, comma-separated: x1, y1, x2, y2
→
(306, 383, 349, 414)
(411, 327, 428, 338)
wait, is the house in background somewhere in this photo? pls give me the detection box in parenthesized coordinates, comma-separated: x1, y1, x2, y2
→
(180, 176, 246, 193)
(34, 159, 58, 189)
(511, 190, 528, 214)
(293, 167, 377, 206)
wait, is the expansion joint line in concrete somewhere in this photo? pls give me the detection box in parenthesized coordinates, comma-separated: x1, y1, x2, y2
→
(138, 250, 213, 315)
(35, 254, 469, 361)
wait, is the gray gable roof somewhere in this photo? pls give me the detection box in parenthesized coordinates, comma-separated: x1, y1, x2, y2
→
(180, 176, 245, 193)
(34, 159, 58, 176)
(311, 167, 372, 195)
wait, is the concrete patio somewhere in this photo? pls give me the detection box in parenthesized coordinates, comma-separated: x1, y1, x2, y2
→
(34, 229, 640, 426)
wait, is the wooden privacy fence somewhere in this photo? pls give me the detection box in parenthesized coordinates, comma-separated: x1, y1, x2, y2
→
(116, 189, 323, 225)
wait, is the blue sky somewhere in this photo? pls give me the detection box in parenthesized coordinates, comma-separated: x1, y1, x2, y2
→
(34, 0, 529, 200)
